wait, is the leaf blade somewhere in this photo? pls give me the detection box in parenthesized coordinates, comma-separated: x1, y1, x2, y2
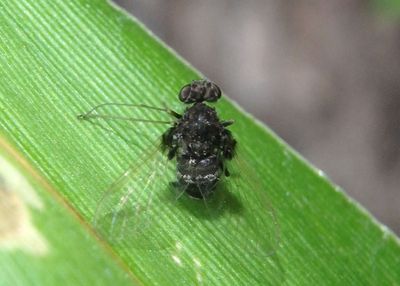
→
(0, 0, 399, 285)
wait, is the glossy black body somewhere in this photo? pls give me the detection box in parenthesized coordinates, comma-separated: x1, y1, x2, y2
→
(162, 81, 236, 199)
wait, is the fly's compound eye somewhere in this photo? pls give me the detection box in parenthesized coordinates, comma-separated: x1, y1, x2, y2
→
(203, 81, 221, 102)
(179, 80, 222, 103)
(179, 82, 205, 103)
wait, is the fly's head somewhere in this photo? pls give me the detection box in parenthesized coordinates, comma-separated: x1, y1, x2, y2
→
(179, 80, 221, 104)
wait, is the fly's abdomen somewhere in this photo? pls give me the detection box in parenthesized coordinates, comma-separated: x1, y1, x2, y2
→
(176, 155, 222, 198)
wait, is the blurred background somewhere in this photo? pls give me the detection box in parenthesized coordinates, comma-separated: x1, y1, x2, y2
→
(113, 0, 400, 234)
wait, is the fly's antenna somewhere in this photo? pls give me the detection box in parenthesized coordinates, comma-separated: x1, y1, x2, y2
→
(77, 103, 181, 124)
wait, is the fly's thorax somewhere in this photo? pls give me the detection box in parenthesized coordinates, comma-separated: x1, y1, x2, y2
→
(181, 103, 219, 124)
(172, 103, 224, 155)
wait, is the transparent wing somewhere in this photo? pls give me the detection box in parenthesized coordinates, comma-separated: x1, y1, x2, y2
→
(224, 147, 281, 257)
(78, 103, 181, 250)
(93, 140, 175, 249)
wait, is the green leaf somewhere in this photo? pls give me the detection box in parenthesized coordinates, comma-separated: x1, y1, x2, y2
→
(0, 139, 136, 286)
(0, 1, 399, 285)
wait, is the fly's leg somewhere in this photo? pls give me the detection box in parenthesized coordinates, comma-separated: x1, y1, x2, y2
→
(219, 160, 230, 177)
(161, 126, 178, 159)
(221, 128, 237, 160)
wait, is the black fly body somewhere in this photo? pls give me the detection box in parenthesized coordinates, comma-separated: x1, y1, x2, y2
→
(161, 80, 236, 199)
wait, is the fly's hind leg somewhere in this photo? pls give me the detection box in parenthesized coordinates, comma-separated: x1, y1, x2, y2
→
(219, 160, 230, 177)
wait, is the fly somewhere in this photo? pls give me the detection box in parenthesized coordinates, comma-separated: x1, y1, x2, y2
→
(162, 80, 236, 199)
(78, 79, 279, 256)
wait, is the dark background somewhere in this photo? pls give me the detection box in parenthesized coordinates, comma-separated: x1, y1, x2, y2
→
(113, 0, 400, 234)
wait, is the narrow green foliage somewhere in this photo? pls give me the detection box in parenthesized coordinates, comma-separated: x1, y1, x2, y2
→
(0, 1, 399, 285)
